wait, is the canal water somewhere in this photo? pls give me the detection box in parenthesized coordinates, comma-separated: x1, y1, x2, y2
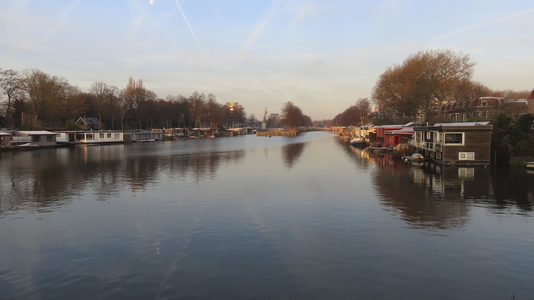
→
(0, 132, 532, 300)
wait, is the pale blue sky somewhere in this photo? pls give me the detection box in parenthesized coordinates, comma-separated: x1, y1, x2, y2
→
(1, 0, 533, 120)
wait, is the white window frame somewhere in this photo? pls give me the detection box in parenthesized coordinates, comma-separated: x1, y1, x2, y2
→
(444, 132, 465, 146)
(459, 152, 474, 160)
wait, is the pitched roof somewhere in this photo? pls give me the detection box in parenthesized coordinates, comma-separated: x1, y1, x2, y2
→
(77, 117, 100, 125)
(527, 90, 534, 100)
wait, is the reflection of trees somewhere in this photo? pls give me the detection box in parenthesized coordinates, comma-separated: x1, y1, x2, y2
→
(281, 142, 306, 168)
(490, 167, 534, 212)
(0, 144, 245, 215)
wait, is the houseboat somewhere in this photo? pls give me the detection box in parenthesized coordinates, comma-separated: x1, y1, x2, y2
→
(124, 131, 163, 143)
(412, 122, 492, 165)
(384, 127, 414, 148)
(4, 131, 58, 149)
(56, 131, 124, 145)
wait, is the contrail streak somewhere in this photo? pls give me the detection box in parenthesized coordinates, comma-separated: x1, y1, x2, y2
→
(130, 0, 194, 67)
(432, 8, 534, 40)
(174, 0, 207, 60)
(44, 0, 82, 39)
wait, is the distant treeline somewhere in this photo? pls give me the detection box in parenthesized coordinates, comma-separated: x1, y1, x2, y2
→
(0, 68, 251, 130)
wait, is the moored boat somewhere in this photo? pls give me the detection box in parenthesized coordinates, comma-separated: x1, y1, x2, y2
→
(350, 138, 366, 147)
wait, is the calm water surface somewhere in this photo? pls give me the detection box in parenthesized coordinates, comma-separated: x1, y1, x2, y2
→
(0, 132, 533, 300)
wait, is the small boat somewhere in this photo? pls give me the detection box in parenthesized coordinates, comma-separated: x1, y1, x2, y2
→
(14, 143, 40, 150)
(350, 138, 366, 147)
(209, 135, 216, 139)
(367, 146, 390, 153)
(402, 153, 425, 163)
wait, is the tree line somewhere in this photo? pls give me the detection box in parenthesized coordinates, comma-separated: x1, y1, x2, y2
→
(0, 68, 248, 130)
(332, 49, 531, 126)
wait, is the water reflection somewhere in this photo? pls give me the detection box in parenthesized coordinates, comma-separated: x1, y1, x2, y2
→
(372, 163, 472, 230)
(281, 142, 307, 168)
(0, 143, 245, 215)
(335, 140, 534, 231)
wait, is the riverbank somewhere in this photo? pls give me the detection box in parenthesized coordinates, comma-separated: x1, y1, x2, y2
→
(509, 156, 534, 166)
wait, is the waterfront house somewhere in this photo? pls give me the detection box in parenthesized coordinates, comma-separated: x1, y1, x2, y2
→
(375, 123, 413, 146)
(384, 127, 414, 147)
(76, 117, 103, 130)
(199, 128, 219, 137)
(152, 128, 190, 139)
(56, 131, 123, 145)
(0, 131, 12, 147)
(412, 122, 492, 165)
(15, 131, 57, 147)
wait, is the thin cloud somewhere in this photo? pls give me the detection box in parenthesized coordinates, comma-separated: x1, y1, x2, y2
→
(129, 0, 194, 67)
(173, 0, 208, 61)
(432, 8, 534, 41)
(44, 0, 83, 39)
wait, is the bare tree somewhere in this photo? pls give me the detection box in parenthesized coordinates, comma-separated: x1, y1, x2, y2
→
(188, 91, 206, 128)
(206, 94, 222, 128)
(281, 101, 303, 129)
(372, 49, 475, 121)
(19, 69, 70, 128)
(0, 69, 23, 128)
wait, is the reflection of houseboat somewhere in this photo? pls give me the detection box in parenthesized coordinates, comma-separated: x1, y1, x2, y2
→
(412, 122, 492, 165)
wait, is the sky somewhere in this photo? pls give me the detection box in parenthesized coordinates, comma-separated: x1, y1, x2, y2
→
(1, 0, 533, 120)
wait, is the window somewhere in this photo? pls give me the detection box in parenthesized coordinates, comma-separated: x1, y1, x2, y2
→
(459, 152, 474, 160)
(416, 132, 421, 143)
(394, 136, 399, 144)
(426, 132, 430, 139)
(32, 135, 40, 142)
(107, 133, 112, 138)
(100, 133, 104, 138)
(115, 133, 120, 139)
(86, 134, 94, 140)
(46, 135, 53, 142)
(444, 133, 464, 145)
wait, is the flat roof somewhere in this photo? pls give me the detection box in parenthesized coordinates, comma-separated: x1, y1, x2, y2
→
(18, 131, 56, 135)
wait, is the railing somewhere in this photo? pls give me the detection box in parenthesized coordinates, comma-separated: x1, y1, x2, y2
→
(12, 136, 31, 142)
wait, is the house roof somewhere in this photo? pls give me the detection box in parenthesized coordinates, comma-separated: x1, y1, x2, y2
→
(434, 122, 490, 126)
(527, 90, 534, 100)
(77, 117, 100, 125)
(19, 131, 56, 135)
(386, 127, 414, 135)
